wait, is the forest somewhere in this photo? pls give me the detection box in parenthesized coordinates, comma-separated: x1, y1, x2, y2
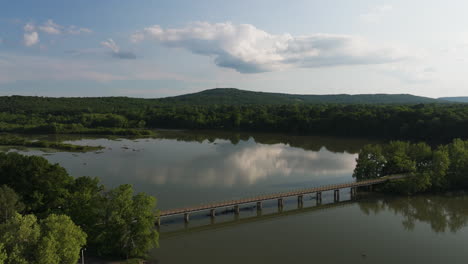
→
(353, 139, 468, 194)
(1, 95, 468, 141)
(0, 152, 159, 263)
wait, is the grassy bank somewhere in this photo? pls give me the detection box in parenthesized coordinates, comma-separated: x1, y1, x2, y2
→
(0, 134, 104, 152)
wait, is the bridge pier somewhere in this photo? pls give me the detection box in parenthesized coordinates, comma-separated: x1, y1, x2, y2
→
(234, 205, 240, 215)
(316, 192, 322, 204)
(156, 217, 161, 227)
(210, 209, 216, 218)
(256, 201, 262, 211)
(256, 209, 262, 217)
(350, 187, 357, 200)
(298, 195, 303, 208)
(368, 185, 373, 192)
(334, 190, 340, 202)
(184, 213, 190, 223)
(278, 198, 284, 208)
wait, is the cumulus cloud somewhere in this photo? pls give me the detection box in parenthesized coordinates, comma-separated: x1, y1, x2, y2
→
(101, 38, 136, 59)
(23, 32, 39, 46)
(360, 5, 393, 23)
(131, 22, 405, 73)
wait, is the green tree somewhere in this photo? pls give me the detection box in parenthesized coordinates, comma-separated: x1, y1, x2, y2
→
(37, 214, 87, 264)
(0, 214, 40, 264)
(95, 185, 158, 258)
(0, 244, 7, 264)
(0, 185, 24, 223)
(0, 153, 73, 216)
(353, 144, 386, 180)
(0, 213, 86, 264)
(65, 176, 103, 237)
(447, 139, 468, 188)
(430, 147, 450, 190)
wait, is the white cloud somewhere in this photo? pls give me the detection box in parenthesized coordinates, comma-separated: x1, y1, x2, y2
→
(24, 23, 35, 32)
(132, 22, 405, 73)
(360, 5, 393, 23)
(101, 38, 136, 59)
(67, 25, 92, 35)
(101, 38, 119, 53)
(22, 20, 91, 46)
(23, 32, 39, 46)
(38, 19, 61, 34)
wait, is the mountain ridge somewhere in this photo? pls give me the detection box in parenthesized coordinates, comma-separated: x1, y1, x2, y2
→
(439, 97, 468, 103)
(158, 88, 442, 105)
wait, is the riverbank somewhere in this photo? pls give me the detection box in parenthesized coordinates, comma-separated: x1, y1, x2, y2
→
(0, 134, 104, 152)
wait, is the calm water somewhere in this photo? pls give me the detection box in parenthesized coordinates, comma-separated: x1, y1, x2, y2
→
(4, 131, 468, 263)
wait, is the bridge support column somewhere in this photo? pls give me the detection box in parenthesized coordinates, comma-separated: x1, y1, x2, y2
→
(334, 190, 340, 202)
(350, 187, 357, 200)
(298, 195, 303, 208)
(256, 201, 262, 210)
(368, 185, 373, 192)
(278, 198, 284, 208)
(210, 209, 216, 218)
(234, 205, 240, 215)
(156, 217, 161, 227)
(256, 209, 262, 217)
(316, 192, 322, 204)
(184, 213, 190, 223)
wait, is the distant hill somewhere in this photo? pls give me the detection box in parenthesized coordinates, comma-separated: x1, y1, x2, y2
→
(439, 97, 468, 103)
(158, 88, 440, 105)
(0, 88, 443, 113)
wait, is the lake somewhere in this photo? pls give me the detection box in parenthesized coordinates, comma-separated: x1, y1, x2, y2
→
(4, 131, 468, 263)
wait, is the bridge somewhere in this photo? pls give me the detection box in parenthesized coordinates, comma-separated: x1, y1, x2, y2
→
(161, 200, 357, 238)
(157, 174, 407, 225)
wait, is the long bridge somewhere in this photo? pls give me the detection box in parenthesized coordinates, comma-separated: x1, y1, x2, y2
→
(157, 174, 407, 225)
(161, 199, 357, 238)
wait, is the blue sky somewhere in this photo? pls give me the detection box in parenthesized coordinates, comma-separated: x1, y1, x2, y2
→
(1, 0, 468, 98)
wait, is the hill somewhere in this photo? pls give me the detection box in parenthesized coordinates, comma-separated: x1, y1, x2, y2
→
(439, 97, 468, 103)
(159, 88, 440, 105)
(0, 88, 442, 114)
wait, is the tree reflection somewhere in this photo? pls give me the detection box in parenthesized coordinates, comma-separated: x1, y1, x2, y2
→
(358, 194, 468, 233)
(155, 130, 376, 154)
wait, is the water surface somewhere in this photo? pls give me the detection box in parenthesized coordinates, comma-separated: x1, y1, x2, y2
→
(5, 131, 467, 263)
(5, 131, 370, 210)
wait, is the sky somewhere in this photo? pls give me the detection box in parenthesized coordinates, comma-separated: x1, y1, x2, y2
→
(1, 0, 468, 98)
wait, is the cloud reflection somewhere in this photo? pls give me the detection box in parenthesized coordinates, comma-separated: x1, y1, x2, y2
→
(135, 141, 357, 187)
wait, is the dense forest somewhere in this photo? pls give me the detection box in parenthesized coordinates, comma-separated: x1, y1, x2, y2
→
(1, 94, 468, 141)
(0, 153, 158, 263)
(353, 139, 468, 194)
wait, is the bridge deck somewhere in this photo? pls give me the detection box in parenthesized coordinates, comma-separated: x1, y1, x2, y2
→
(159, 174, 407, 217)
